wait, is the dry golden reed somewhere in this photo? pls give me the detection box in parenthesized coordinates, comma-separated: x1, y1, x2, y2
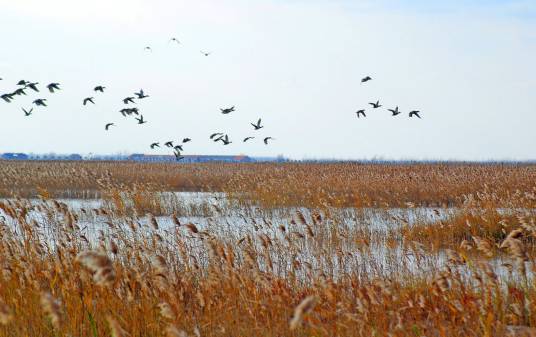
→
(0, 161, 533, 336)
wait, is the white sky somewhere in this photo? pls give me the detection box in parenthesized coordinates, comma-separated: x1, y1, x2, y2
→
(0, 0, 535, 160)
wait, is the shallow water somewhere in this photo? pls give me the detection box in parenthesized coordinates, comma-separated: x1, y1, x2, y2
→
(0, 193, 532, 283)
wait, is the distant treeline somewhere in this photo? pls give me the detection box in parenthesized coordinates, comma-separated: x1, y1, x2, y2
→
(0, 152, 533, 164)
(0, 152, 289, 163)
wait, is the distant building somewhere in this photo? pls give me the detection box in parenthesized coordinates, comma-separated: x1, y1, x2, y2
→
(61, 154, 83, 161)
(1, 153, 29, 160)
(33, 153, 83, 161)
(128, 154, 254, 163)
(2, 153, 84, 161)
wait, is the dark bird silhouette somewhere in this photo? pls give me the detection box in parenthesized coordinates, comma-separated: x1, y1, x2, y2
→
(200, 51, 211, 56)
(105, 123, 115, 130)
(26, 82, 39, 92)
(1, 94, 14, 103)
(22, 107, 33, 116)
(355, 109, 366, 118)
(263, 137, 274, 145)
(17, 80, 28, 86)
(165, 141, 174, 148)
(12, 88, 26, 96)
(243, 136, 255, 142)
(213, 135, 224, 142)
(120, 107, 139, 116)
(220, 106, 235, 114)
(251, 118, 263, 130)
(173, 149, 184, 161)
(83, 97, 95, 105)
(123, 97, 136, 104)
(221, 135, 232, 145)
(409, 110, 422, 119)
(388, 106, 402, 116)
(361, 76, 372, 83)
(47, 83, 61, 93)
(134, 89, 149, 99)
(174, 145, 183, 151)
(210, 132, 223, 139)
(182, 138, 191, 143)
(170, 37, 180, 44)
(150, 142, 160, 149)
(135, 115, 147, 124)
(94, 86, 105, 93)
(33, 98, 47, 107)
(369, 100, 382, 109)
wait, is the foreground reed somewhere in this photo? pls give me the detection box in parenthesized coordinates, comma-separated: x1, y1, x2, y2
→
(0, 162, 534, 336)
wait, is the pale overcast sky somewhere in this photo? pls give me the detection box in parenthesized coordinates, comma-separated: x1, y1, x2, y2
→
(0, 0, 535, 160)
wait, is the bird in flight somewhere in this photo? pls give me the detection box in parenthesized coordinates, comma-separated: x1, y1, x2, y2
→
(220, 106, 235, 114)
(173, 149, 184, 161)
(94, 86, 105, 93)
(17, 80, 29, 86)
(12, 88, 27, 96)
(355, 109, 366, 118)
(47, 83, 61, 93)
(251, 118, 263, 130)
(200, 51, 211, 56)
(120, 108, 139, 116)
(165, 141, 174, 148)
(210, 132, 223, 139)
(264, 137, 274, 145)
(144, 46, 152, 52)
(388, 106, 402, 116)
(150, 142, 160, 149)
(1, 94, 14, 103)
(369, 100, 382, 109)
(134, 89, 149, 99)
(26, 82, 39, 92)
(221, 135, 232, 145)
(174, 145, 183, 151)
(22, 107, 33, 116)
(409, 110, 422, 119)
(135, 115, 147, 124)
(243, 136, 255, 142)
(182, 138, 191, 143)
(123, 97, 136, 104)
(83, 97, 95, 105)
(170, 37, 180, 44)
(361, 76, 372, 83)
(33, 99, 47, 107)
(105, 123, 115, 130)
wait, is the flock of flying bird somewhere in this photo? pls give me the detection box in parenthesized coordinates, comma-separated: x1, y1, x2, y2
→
(1, 38, 424, 160)
(356, 76, 422, 119)
(0, 39, 276, 161)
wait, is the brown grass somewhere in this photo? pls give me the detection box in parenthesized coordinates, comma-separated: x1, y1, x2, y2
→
(0, 161, 535, 208)
(0, 161, 534, 336)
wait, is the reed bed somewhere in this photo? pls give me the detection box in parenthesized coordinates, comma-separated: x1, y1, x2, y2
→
(0, 161, 535, 208)
(0, 161, 535, 336)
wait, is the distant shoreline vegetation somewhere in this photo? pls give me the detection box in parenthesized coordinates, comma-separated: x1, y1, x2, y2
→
(0, 152, 534, 164)
(0, 152, 289, 163)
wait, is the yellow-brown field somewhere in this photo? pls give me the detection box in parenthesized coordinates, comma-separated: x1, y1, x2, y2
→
(0, 161, 535, 336)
